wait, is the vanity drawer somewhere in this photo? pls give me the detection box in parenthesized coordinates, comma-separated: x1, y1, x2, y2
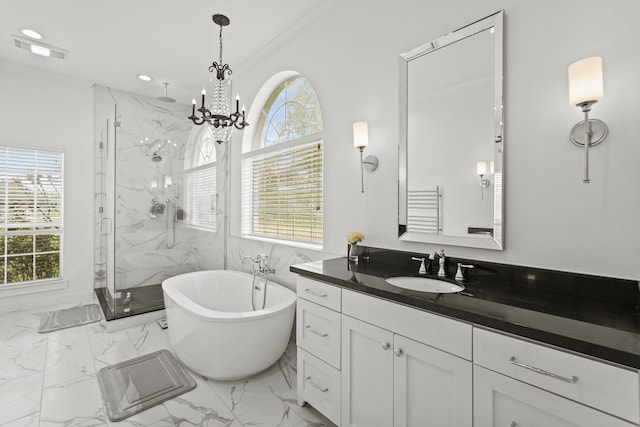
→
(473, 327, 640, 424)
(297, 299, 341, 369)
(342, 288, 472, 360)
(297, 276, 341, 311)
(297, 348, 341, 426)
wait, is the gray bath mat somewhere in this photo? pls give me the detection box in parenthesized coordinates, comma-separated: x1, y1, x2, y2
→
(97, 349, 196, 422)
(38, 304, 103, 333)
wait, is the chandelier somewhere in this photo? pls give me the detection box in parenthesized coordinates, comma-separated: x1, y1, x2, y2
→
(188, 14, 248, 143)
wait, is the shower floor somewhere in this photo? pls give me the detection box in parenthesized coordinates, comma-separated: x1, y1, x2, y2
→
(95, 284, 165, 321)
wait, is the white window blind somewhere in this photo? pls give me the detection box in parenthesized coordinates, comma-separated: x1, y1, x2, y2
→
(242, 140, 323, 244)
(0, 147, 63, 285)
(184, 164, 216, 231)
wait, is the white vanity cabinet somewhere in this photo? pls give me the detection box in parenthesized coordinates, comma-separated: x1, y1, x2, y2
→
(341, 289, 473, 427)
(296, 277, 342, 426)
(295, 274, 640, 427)
(473, 327, 640, 427)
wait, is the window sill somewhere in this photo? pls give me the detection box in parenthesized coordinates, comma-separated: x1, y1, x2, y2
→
(0, 279, 67, 297)
(238, 234, 323, 252)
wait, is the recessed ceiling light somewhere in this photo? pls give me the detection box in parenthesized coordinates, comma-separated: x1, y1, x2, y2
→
(137, 74, 152, 82)
(20, 28, 43, 40)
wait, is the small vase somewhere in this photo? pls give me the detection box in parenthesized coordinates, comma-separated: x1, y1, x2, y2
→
(348, 242, 359, 262)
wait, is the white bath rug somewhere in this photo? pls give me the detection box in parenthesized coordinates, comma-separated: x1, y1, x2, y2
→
(97, 349, 196, 422)
(38, 303, 103, 333)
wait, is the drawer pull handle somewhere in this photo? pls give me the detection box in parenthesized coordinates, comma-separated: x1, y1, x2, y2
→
(381, 342, 390, 350)
(305, 325, 328, 338)
(305, 288, 328, 298)
(509, 356, 578, 384)
(305, 376, 328, 392)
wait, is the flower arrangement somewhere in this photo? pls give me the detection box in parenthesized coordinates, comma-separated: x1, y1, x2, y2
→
(347, 231, 364, 244)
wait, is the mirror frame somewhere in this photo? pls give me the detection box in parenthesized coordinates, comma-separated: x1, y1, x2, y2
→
(398, 10, 504, 250)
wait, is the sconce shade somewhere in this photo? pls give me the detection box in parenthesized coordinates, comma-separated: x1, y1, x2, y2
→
(477, 161, 487, 176)
(568, 57, 603, 106)
(353, 121, 369, 148)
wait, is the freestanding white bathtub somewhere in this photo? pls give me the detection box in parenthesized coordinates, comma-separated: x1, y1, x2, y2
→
(161, 270, 296, 380)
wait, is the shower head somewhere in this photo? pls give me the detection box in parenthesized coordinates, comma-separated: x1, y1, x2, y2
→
(157, 82, 176, 103)
(151, 152, 162, 162)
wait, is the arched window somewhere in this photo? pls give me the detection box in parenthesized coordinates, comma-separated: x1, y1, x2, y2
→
(183, 126, 217, 231)
(241, 75, 323, 245)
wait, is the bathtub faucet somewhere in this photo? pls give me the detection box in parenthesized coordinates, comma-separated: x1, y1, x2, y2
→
(256, 254, 275, 275)
(242, 254, 275, 275)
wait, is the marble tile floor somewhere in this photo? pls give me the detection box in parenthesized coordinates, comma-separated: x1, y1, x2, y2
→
(0, 301, 335, 427)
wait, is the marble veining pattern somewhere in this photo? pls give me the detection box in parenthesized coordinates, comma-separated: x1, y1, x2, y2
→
(0, 301, 335, 427)
(94, 85, 219, 294)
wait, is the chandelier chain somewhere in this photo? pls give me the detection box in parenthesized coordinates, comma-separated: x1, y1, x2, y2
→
(218, 24, 223, 65)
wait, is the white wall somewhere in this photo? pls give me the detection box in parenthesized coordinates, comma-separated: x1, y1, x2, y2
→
(1, 0, 638, 314)
(0, 61, 95, 311)
(230, 0, 640, 281)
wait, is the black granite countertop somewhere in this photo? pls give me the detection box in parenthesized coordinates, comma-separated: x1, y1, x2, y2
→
(290, 254, 640, 369)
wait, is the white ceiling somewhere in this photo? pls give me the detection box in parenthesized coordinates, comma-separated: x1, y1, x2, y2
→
(0, 0, 333, 104)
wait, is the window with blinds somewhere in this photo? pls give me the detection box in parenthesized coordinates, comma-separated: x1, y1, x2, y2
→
(184, 129, 216, 231)
(0, 147, 63, 285)
(242, 139, 323, 244)
(184, 165, 216, 230)
(241, 75, 323, 245)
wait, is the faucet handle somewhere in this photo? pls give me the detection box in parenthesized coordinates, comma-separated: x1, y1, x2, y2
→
(455, 263, 475, 281)
(411, 257, 427, 274)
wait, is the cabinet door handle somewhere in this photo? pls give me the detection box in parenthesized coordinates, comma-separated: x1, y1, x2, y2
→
(510, 422, 517, 427)
(381, 342, 390, 350)
(305, 325, 328, 338)
(304, 288, 327, 298)
(305, 376, 328, 392)
(509, 356, 578, 384)
(395, 348, 403, 357)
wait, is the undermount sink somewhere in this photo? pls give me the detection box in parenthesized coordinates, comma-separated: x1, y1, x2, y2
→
(385, 276, 464, 293)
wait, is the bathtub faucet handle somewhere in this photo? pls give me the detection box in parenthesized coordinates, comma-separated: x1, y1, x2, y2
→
(257, 254, 275, 275)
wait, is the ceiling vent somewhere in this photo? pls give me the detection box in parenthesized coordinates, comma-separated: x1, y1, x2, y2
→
(12, 35, 67, 59)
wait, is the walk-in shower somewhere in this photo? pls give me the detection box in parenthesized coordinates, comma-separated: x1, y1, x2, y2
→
(93, 85, 216, 320)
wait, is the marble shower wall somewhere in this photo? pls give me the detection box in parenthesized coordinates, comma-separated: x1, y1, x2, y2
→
(93, 86, 220, 294)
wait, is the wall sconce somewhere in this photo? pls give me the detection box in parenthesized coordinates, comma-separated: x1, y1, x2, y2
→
(353, 122, 379, 193)
(476, 161, 491, 199)
(568, 56, 608, 183)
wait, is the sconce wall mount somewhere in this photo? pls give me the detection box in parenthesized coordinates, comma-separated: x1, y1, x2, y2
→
(568, 56, 608, 183)
(353, 122, 379, 193)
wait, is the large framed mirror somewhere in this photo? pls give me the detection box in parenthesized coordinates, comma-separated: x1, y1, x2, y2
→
(398, 11, 504, 250)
